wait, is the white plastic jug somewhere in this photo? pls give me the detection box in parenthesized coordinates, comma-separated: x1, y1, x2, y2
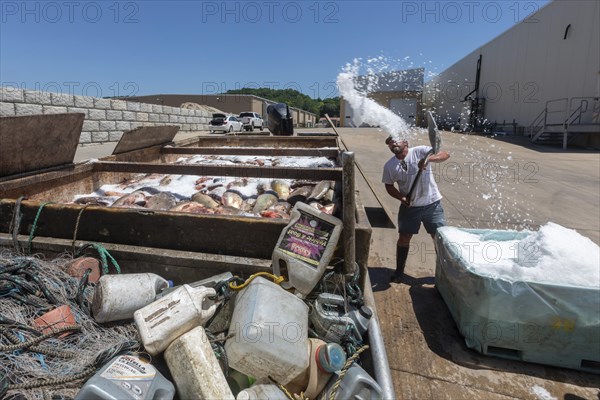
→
(92, 273, 169, 323)
(224, 277, 309, 385)
(134, 284, 217, 355)
(164, 326, 234, 400)
(236, 384, 286, 400)
(272, 202, 342, 298)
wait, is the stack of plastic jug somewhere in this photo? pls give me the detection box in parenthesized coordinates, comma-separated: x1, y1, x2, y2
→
(310, 292, 372, 344)
(75, 354, 175, 400)
(164, 326, 234, 400)
(92, 273, 170, 323)
(272, 202, 343, 298)
(134, 284, 217, 355)
(287, 339, 346, 398)
(224, 276, 309, 385)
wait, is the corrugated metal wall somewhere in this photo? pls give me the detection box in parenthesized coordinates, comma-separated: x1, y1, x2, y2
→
(424, 0, 600, 128)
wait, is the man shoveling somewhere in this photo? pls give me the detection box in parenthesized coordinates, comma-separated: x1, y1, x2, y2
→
(382, 125, 450, 284)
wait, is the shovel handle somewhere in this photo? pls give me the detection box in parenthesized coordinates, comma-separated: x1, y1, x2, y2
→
(406, 150, 435, 206)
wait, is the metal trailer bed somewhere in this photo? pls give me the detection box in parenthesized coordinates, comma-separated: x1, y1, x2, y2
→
(0, 114, 395, 398)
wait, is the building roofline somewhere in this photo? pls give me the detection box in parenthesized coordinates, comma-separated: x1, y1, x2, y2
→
(135, 93, 317, 116)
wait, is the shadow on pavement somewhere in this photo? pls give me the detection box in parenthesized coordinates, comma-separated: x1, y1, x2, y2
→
(368, 268, 436, 293)
(364, 206, 396, 229)
(367, 267, 391, 293)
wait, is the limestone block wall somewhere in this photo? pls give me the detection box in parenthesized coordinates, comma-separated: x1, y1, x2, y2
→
(0, 87, 210, 144)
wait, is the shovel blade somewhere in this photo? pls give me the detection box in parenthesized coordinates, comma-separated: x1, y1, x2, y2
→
(427, 111, 441, 154)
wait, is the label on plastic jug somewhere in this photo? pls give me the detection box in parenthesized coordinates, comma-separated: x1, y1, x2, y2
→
(100, 355, 157, 400)
(277, 209, 336, 266)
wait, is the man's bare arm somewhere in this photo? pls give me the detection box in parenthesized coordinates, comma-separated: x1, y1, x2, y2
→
(385, 184, 410, 205)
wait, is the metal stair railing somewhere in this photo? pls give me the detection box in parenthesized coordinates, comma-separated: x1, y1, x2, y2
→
(531, 98, 569, 142)
(528, 107, 547, 140)
(565, 100, 587, 130)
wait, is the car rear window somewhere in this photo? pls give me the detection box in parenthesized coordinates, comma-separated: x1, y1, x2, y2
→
(239, 112, 253, 117)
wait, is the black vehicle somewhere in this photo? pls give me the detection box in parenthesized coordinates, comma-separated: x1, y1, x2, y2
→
(267, 103, 294, 136)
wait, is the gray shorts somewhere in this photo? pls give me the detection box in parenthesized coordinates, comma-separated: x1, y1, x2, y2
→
(398, 200, 446, 235)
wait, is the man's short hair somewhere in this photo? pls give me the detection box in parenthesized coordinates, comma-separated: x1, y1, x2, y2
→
(385, 136, 394, 145)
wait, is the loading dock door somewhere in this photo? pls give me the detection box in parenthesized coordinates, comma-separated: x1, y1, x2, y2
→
(390, 98, 417, 126)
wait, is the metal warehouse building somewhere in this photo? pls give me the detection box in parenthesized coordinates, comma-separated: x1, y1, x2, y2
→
(125, 94, 317, 128)
(423, 0, 599, 149)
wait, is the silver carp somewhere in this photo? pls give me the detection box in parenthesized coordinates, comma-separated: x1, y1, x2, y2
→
(111, 191, 147, 207)
(287, 186, 313, 205)
(74, 196, 112, 206)
(253, 193, 278, 213)
(309, 181, 333, 200)
(159, 175, 172, 186)
(170, 201, 215, 214)
(271, 180, 290, 200)
(222, 191, 244, 209)
(146, 192, 177, 211)
(191, 192, 219, 209)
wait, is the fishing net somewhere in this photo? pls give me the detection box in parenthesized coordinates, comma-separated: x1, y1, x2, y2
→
(0, 251, 140, 400)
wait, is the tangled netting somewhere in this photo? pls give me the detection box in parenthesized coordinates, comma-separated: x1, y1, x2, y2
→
(0, 251, 140, 400)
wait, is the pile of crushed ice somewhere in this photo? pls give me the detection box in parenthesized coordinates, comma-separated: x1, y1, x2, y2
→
(441, 223, 600, 288)
(175, 155, 336, 168)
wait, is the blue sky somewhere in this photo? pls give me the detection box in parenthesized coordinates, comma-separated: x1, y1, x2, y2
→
(1, 0, 550, 99)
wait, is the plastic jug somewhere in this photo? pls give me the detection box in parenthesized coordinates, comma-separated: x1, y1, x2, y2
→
(224, 277, 309, 385)
(287, 339, 346, 398)
(310, 293, 372, 344)
(272, 202, 342, 298)
(93, 273, 169, 323)
(164, 326, 234, 400)
(134, 284, 217, 355)
(236, 384, 286, 400)
(320, 364, 382, 400)
(75, 354, 175, 400)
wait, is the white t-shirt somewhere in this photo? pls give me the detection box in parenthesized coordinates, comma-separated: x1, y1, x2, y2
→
(381, 145, 442, 207)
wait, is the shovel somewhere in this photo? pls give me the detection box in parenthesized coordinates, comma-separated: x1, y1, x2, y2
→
(405, 112, 442, 206)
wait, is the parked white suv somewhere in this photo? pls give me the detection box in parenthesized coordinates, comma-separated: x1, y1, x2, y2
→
(239, 112, 264, 132)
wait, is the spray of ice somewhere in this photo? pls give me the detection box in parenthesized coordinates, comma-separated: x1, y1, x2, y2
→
(336, 55, 537, 229)
(336, 59, 411, 140)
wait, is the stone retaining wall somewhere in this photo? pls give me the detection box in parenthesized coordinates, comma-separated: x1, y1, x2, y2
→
(0, 87, 210, 144)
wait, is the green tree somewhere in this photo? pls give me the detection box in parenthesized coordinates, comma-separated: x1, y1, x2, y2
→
(225, 87, 337, 117)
